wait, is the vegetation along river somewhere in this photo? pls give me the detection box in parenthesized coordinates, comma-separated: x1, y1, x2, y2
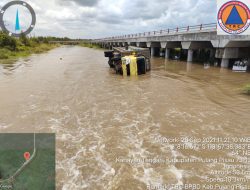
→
(0, 46, 249, 189)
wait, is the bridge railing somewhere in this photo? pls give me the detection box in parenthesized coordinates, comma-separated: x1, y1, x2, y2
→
(96, 23, 217, 41)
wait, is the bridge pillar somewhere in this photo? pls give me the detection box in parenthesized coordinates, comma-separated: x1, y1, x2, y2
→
(209, 49, 215, 58)
(147, 42, 153, 56)
(136, 42, 147, 48)
(129, 42, 136, 46)
(187, 49, 194, 62)
(215, 47, 240, 68)
(161, 42, 170, 59)
(123, 42, 129, 48)
(160, 42, 167, 49)
(165, 48, 170, 59)
(221, 59, 229, 68)
(147, 42, 161, 57)
(151, 47, 156, 57)
(182, 42, 193, 62)
(187, 62, 193, 72)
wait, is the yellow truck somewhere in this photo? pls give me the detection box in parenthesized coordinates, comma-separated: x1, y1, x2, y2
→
(104, 46, 151, 76)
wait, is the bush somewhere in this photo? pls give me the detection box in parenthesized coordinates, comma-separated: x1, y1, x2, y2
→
(19, 33, 30, 46)
(243, 84, 250, 95)
(0, 54, 9, 59)
(0, 32, 17, 50)
(0, 49, 10, 59)
(0, 34, 67, 60)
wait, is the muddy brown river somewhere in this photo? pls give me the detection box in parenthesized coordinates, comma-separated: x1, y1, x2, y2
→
(0, 46, 249, 189)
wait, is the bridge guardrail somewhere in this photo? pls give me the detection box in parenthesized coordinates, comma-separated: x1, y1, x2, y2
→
(95, 23, 217, 41)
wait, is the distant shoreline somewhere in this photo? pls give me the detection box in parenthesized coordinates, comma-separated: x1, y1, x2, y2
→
(79, 42, 103, 49)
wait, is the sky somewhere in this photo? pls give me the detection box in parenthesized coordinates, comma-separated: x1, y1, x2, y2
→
(0, 0, 216, 39)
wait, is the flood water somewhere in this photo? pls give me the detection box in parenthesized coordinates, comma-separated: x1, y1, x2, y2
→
(0, 46, 250, 189)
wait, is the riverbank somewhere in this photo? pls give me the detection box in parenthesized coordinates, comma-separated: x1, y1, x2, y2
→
(0, 44, 60, 61)
(0, 32, 61, 62)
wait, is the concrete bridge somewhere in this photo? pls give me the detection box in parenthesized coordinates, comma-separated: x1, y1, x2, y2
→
(92, 23, 250, 68)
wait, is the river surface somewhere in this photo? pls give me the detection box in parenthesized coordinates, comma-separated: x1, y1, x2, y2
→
(0, 46, 250, 189)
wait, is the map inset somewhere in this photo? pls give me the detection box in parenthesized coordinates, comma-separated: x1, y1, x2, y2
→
(0, 134, 55, 190)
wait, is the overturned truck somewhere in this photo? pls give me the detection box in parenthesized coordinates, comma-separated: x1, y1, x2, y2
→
(104, 47, 151, 76)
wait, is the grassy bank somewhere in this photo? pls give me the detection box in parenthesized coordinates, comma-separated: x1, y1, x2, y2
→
(0, 44, 59, 60)
(243, 84, 250, 95)
(0, 32, 60, 61)
(79, 42, 102, 49)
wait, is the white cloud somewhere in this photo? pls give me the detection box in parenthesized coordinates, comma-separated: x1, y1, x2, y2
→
(0, 0, 217, 38)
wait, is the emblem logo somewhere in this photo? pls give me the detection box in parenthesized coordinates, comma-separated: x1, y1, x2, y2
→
(217, 0, 250, 35)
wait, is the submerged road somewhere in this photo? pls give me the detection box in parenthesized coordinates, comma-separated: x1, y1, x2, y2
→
(0, 46, 249, 189)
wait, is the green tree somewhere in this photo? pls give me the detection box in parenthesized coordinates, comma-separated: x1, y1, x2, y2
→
(0, 32, 17, 50)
